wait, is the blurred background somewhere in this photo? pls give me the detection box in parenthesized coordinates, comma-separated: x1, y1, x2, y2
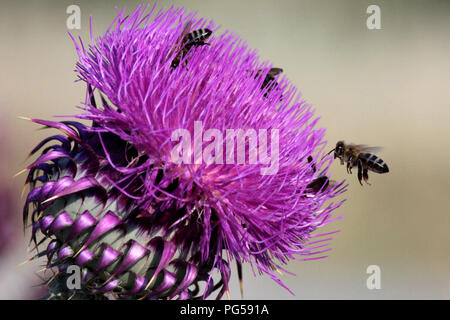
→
(0, 0, 448, 299)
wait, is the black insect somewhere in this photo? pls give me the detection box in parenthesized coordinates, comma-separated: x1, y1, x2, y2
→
(254, 67, 283, 97)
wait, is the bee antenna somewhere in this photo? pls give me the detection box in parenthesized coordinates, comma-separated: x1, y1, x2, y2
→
(321, 148, 335, 160)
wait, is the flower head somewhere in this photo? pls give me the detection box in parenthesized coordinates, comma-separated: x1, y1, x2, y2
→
(23, 4, 346, 299)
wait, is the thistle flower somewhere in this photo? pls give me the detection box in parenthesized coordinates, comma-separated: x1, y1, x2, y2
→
(22, 5, 346, 300)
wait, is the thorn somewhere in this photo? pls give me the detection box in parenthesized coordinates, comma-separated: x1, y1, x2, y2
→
(226, 289, 231, 300)
(103, 274, 115, 286)
(13, 168, 27, 178)
(17, 258, 33, 267)
(42, 195, 58, 204)
(239, 280, 244, 299)
(45, 271, 60, 286)
(137, 294, 148, 301)
(35, 211, 44, 221)
(143, 274, 156, 291)
(18, 116, 32, 121)
(21, 154, 32, 165)
(138, 274, 159, 300)
(21, 185, 28, 198)
(73, 244, 87, 258)
(239, 280, 244, 300)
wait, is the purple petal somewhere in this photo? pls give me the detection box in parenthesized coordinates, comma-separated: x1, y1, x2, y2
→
(49, 212, 74, 234)
(82, 211, 122, 250)
(28, 134, 71, 156)
(57, 245, 74, 260)
(39, 216, 55, 234)
(109, 240, 148, 279)
(96, 244, 121, 272)
(98, 278, 120, 292)
(147, 237, 176, 283)
(75, 248, 95, 266)
(46, 240, 60, 261)
(66, 210, 97, 242)
(148, 270, 176, 298)
(44, 177, 104, 204)
(26, 150, 73, 171)
(168, 261, 198, 299)
(124, 273, 148, 295)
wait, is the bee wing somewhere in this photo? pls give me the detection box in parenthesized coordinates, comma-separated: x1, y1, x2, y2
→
(169, 20, 193, 60)
(354, 144, 384, 153)
(179, 20, 193, 43)
(181, 20, 193, 36)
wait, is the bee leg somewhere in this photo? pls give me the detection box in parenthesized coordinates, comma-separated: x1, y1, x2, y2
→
(357, 159, 363, 185)
(346, 161, 352, 174)
(363, 168, 371, 185)
(348, 156, 355, 174)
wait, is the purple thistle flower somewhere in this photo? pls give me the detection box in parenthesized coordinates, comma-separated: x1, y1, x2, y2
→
(22, 5, 346, 299)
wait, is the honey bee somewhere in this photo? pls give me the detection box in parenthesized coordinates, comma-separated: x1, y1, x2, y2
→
(255, 67, 283, 97)
(327, 141, 389, 185)
(170, 21, 213, 69)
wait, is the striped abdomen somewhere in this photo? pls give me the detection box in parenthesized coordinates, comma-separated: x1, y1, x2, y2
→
(359, 153, 389, 174)
(186, 29, 212, 44)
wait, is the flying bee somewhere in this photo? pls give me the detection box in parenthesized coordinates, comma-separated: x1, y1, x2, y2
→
(327, 141, 389, 185)
(170, 21, 212, 69)
(254, 67, 283, 97)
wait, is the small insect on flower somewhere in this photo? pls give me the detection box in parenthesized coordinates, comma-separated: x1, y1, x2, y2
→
(254, 67, 283, 97)
(327, 141, 389, 185)
(170, 20, 213, 68)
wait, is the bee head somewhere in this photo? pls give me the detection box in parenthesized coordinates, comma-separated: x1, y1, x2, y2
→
(335, 141, 345, 158)
(204, 29, 212, 39)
